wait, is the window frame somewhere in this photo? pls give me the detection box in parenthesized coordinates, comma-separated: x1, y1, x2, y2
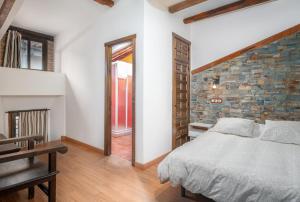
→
(22, 36, 47, 71)
(8, 112, 20, 138)
(9, 26, 54, 71)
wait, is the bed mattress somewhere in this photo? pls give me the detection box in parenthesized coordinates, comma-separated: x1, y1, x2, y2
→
(158, 132, 300, 202)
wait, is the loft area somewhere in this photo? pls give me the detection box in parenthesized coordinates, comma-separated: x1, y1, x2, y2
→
(0, 26, 54, 71)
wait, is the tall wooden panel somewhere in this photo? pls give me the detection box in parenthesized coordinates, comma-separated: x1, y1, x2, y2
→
(172, 33, 191, 149)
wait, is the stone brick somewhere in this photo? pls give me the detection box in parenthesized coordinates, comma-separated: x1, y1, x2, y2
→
(191, 31, 300, 124)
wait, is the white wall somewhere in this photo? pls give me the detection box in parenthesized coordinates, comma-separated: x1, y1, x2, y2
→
(0, 96, 65, 140)
(11, 0, 110, 73)
(60, 0, 299, 164)
(60, 0, 191, 164)
(60, 0, 145, 163)
(0, 68, 66, 140)
(142, 1, 190, 163)
(0, 68, 65, 96)
(191, 0, 300, 69)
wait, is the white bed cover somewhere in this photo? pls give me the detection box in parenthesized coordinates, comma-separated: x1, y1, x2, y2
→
(158, 132, 300, 202)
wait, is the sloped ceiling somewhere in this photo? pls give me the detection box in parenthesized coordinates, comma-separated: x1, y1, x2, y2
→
(12, 0, 243, 37)
(11, 0, 243, 38)
(12, 0, 108, 36)
(0, 0, 24, 40)
(148, 0, 240, 18)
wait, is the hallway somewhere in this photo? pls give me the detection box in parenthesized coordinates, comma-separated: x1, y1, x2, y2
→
(112, 134, 132, 161)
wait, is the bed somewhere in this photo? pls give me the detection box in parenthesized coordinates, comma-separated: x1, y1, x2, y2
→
(158, 131, 300, 202)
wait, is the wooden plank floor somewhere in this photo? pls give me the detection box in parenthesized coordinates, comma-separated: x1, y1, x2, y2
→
(112, 135, 132, 161)
(0, 140, 211, 202)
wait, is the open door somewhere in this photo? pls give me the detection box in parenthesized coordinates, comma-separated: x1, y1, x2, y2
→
(104, 35, 136, 166)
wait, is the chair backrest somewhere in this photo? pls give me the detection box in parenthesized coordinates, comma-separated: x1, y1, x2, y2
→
(0, 133, 21, 155)
(0, 133, 7, 140)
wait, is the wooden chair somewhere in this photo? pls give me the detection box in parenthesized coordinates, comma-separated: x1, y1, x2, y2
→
(0, 133, 21, 155)
(0, 134, 68, 202)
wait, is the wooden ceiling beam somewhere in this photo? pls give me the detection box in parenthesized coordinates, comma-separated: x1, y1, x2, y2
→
(112, 46, 133, 62)
(184, 0, 272, 24)
(169, 0, 207, 13)
(94, 0, 114, 7)
(0, 0, 15, 29)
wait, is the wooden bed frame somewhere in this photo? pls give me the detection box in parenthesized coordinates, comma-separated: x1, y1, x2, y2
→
(181, 186, 214, 201)
(181, 186, 186, 197)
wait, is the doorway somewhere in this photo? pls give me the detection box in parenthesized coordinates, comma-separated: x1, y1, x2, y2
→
(172, 33, 191, 149)
(104, 35, 136, 165)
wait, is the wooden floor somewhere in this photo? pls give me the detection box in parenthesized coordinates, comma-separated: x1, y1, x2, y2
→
(0, 140, 212, 202)
(112, 135, 132, 161)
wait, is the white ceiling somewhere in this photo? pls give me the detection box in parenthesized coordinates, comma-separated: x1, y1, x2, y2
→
(11, 0, 240, 37)
(12, 0, 108, 36)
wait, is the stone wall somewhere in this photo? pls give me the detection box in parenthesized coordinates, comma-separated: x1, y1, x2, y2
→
(191, 32, 300, 124)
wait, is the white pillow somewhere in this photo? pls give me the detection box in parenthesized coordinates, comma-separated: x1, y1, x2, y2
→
(260, 120, 300, 145)
(209, 118, 255, 137)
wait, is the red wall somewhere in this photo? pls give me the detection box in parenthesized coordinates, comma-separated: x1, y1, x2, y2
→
(111, 64, 116, 129)
(111, 65, 132, 130)
(118, 78, 126, 128)
(127, 76, 132, 128)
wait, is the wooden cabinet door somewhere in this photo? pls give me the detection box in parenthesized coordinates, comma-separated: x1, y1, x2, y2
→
(172, 33, 191, 149)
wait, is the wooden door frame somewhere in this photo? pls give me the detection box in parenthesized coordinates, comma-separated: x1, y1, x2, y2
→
(104, 34, 136, 166)
(172, 33, 191, 149)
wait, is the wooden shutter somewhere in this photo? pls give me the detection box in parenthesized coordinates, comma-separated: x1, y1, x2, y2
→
(172, 33, 191, 149)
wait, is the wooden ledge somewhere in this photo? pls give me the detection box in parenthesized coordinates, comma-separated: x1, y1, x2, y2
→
(192, 24, 300, 75)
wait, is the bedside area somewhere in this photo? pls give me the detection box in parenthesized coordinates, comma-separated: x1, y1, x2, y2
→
(188, 123, 213, 141)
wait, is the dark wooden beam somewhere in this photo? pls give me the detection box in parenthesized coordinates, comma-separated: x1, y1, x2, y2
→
(9, 26, 54, 41)
(0, 144, 67, 163)
(0, 0, 15, 29)
(184, 0, 272, 24)
(169, 0, 207, 13)
(191, 24, 300, 75)
(0, 135, 44, 145)
(94, 0, 114, 7)
(112, 45, 133, 62)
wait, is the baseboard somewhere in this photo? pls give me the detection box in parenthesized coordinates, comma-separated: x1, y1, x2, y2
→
(135, 152, 169, 170)
(61, 136, 104, 154)
(61, 136, 169, 169)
